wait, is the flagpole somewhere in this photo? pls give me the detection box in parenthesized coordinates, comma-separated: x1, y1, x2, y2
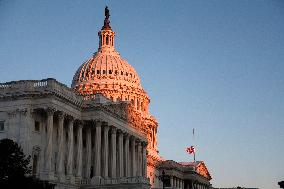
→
(193, 128, 195, 162)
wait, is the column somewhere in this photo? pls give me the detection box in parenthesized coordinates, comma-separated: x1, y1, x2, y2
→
(57, 112, 65, 178)
(124, 133, 130, 177)
(142, 142, 147, 177)
(173, 177, 176, 188)
(118, 130, 124, 177)
(86, 127, 92, 178)
(176, 178, 179, 188)
(94, 121, 102, 177)
(67, 117, 74, 176)
(110, 127, 117, 178)
(170, 176, 174, 187)
(45, 108, 55, 173)
(102, 125, 109, 178)
(137, 140, 142, 176)
(76, 122, 83, 177)
(130, 136, 136, 177)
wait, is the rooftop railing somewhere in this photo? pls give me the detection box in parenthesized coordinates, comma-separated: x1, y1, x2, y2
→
(0, 78, 83, 106)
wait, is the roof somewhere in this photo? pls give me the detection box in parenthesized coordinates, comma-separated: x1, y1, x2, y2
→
(159, 160, 212, 180)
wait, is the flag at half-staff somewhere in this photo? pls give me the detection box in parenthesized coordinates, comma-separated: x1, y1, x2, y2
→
(186, 146, 196, 162)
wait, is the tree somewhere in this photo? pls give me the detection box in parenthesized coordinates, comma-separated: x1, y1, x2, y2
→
(0, 138, 54, 189)
(0, 138, 31, 181)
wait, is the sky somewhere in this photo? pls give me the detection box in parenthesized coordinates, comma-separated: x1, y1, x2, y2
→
(0, 0, 283, 189)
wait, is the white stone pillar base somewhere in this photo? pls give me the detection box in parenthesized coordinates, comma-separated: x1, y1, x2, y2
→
(58, 174, 65, 183)
(41, 171, 54, 181)
(66, 175, 75, 184)
(91, 176, 103, 185)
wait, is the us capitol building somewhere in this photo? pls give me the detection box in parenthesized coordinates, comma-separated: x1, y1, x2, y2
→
(0, 7, 212, 189)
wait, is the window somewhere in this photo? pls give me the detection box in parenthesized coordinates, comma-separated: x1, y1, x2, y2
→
(32, 154, 38, 176)
(34, 121, 40, 132)
(106, 35, 109, 45)
(0, 121, 4, 131)
(97, 70, 100, 74)
(32, 146, 40, 177)
(109, 70, 112, 74)
(103, 70, 106, 74)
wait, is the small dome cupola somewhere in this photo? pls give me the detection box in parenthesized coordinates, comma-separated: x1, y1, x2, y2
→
(98, 6, 115, 51)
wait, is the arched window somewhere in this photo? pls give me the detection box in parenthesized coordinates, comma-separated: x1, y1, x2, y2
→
(106, 35, 109, 45)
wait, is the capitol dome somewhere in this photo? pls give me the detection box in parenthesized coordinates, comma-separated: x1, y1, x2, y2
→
(72, 7, 149, 113)
(72, 51, 142, 89)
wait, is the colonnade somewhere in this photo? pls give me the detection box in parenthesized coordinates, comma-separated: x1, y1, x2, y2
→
(170, 176, 184, 189)
(191, 182, 210, 189)
(168, 176, 210, 189)
(42, 108, 147, 182)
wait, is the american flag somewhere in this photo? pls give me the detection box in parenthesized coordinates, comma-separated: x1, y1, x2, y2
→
(186, 146, 195, 154)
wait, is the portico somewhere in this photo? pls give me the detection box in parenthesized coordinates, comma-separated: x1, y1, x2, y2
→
(38, 108, 148, 186)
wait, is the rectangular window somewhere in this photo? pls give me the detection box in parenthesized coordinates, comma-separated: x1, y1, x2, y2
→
(0, 121, 4, 131)
(34, 121, 40, 132)
(32, 155, 38, 176)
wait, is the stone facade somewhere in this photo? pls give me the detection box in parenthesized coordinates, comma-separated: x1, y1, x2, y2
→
(0, 78, 149, 188)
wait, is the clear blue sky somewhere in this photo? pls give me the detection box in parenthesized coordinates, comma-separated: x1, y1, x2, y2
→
(0, 1, 283, 189)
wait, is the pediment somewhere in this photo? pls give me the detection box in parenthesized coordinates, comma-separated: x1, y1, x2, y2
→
(196, 161, 212, 180)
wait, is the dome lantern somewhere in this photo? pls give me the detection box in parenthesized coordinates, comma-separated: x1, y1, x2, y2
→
(98, 6, 115, 51)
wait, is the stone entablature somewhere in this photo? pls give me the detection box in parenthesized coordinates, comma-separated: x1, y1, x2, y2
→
(0, 79, 148, 137)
